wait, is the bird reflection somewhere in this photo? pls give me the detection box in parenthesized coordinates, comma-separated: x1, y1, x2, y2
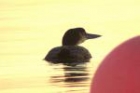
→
(49, 64, 89, 88)
(63, 66, 89, 83)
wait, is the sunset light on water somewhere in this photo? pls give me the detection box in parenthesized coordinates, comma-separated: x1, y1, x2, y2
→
(0, 0, 139, 93)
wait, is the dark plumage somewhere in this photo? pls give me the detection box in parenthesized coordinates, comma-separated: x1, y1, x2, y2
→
(44, 27, 101, 65)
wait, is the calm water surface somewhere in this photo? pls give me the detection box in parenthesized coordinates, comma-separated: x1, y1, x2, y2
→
(0, 53, 98, 93)
(0, 0, 139, 92)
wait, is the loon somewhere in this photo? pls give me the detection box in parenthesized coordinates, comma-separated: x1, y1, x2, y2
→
(44, 27, 101, 65)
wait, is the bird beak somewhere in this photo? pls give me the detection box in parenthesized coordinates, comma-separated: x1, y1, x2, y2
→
(86, 33, 101, 39)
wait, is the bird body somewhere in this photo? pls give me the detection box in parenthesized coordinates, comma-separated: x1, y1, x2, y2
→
(44, 27, 101, 65)
(45, 46, 91, 64)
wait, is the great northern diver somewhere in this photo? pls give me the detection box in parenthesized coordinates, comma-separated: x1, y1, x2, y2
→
(44, 28, 101, 65)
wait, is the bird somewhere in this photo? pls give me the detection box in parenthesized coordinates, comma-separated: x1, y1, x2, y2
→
(44, 27, 101, 66)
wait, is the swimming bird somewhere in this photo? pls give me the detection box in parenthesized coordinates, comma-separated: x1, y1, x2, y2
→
(44, 27, 101, 65)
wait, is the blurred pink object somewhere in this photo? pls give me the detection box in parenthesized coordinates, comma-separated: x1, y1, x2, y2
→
(91, 36, 140, 93)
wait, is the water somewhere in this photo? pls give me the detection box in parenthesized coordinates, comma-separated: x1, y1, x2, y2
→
(0, 53, 98, 93)
(0, 0, 139, 92)
(48, 64, 93, 93)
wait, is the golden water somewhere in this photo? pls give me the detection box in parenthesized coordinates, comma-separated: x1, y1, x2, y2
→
(0, 54, 98, 93)
(0, 0, 139, 93)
